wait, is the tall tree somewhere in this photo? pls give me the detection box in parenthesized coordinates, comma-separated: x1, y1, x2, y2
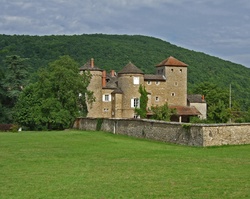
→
(4, 55, 29, 100)
(191, 82, 232, 123)
(1, 55, 29, 122)
(15, 55, 93, 130)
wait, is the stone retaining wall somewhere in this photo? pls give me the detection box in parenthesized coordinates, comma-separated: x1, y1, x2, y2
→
(73, 118, 250, 147)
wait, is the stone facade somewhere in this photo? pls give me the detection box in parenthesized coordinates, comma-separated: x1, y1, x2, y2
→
(73, 118, 250, 147)
(187, 95, 207, 119)
(80, 56, 206, 122)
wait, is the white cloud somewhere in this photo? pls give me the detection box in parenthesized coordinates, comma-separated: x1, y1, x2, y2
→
(0, 0, 249, 67)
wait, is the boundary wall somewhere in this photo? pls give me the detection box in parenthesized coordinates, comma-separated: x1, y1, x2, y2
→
(73, 118, 250, 147)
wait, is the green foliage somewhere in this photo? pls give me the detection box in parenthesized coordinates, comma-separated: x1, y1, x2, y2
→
(0, 55, 30, 122)
(14, 56, 93, 130)
(0, 34, 249, 119)
(190, 116, 211, 124)
(96, 118, 103, 131)
(208, 100, 231, 123)
(235, 108, 250, 123)
(135, 85, 148, 118)
(151, 103, 176, 121)
(191, 82, 233, 123)
(181, 123, 191, 130)
(10, 124, 19, 132)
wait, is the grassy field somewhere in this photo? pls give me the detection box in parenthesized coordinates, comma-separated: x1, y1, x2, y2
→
(0, 130, 249, 199)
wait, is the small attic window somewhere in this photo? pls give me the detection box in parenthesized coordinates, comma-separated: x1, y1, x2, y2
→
(171, 69, 174, 72)
(180, 69, 182, 72)
(133, 77, 139, 85)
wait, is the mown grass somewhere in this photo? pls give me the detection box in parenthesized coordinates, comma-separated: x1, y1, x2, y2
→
(0, 130, 249, 199)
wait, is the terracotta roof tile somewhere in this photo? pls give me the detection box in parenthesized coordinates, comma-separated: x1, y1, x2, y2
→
(118, 62, 144, 74)
(156, 56, 188, 67)
(170, 106, 200, 116)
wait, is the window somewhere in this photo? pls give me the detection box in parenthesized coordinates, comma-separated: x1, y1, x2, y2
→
(102, 94, 111, 102)
(171, 69, 174, 72)
(180, 69, 182, 72)
(104, 108, 109, 112)
(147, 81, 151, 85)
(155, 96, 159, 101)
(157, 69, 164, 75)
(171, 92, 175, 96)
(155, 81, 160, 85)
(175, 82, 178, 86)
(133, 77, 139, 85)
(131, 98, 140, 108)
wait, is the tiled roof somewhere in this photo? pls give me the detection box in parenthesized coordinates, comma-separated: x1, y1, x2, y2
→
(105, 76, 118, 89)
(144, 74, 166, 81)
(187, 94, 206, 103)
(118, 62, 144, 74)
(111, 88, 123, 94)
(156, 56, 188, 67)
(170, 106, 200, 116)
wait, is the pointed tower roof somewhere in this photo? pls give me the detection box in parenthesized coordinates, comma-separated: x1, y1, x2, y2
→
(118, 62, 144, 74)
(156, 56, 188, 67)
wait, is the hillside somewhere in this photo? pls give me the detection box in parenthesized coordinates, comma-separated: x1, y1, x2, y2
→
(0, 34, 249, 109)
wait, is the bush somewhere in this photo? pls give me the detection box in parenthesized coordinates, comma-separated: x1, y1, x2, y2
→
(11, 124, 20, 132)
(0, 124, 13, 132)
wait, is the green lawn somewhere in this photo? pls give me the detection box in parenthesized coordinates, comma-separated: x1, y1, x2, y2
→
(0, 131, 249, 199)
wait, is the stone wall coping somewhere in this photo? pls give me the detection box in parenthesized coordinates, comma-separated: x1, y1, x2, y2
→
(74, 118, 250, 146)
(76, 117, 250, 127)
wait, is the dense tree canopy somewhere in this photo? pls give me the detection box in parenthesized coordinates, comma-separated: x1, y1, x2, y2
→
(0, 55, 30, 122)
(14, 56, 93, 130)
(191, 82, 234, 123)
(0, 34, 249, 124)
(151, 103, 176, 122)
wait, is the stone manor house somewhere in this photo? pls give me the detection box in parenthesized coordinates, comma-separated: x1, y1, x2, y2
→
(80, 56, 206, 122)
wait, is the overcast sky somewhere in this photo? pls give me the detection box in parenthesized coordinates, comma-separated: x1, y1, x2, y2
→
(1, 0, 250, 68)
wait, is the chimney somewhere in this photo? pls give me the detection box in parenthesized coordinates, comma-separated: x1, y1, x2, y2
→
(202, 95, 205, 102)
(90, 58, 94, 68)
(111, 70, 115, 77)
(102, 70, 106, 88)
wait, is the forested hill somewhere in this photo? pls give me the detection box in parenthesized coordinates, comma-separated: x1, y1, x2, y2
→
(0, 34, 250, 109)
